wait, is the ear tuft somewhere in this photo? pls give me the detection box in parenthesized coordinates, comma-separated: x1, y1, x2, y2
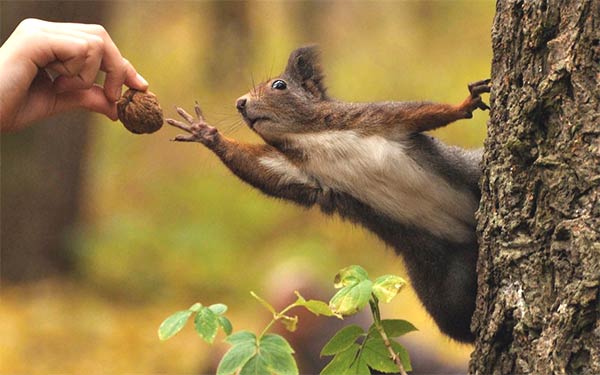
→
(284, 45, 327, 99)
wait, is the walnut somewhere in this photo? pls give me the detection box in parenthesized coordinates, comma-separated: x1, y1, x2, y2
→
(117, 89, 163, 134)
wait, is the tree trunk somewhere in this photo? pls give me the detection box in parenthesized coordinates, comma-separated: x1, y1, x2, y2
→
(0, 2, 106, 282)
(471, 1, 599, 374)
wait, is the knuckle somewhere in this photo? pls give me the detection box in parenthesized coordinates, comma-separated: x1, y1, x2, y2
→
(88, 35, 105, 50)
(16, 18, 44, 39)
(18, 18, 42, 31)
(90, 24, 108, 38)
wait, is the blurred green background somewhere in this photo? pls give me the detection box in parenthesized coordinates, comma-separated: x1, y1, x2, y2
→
(1, 1, 494, 373)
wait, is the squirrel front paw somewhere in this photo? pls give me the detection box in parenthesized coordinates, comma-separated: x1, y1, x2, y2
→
(460, 79, 491, 118)
(167, 102, 220, 146)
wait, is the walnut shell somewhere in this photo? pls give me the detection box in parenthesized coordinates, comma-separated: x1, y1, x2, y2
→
(117, 89, 163, 134)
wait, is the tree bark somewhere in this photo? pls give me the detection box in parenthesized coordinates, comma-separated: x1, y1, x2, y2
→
(471, 1, 599, 374)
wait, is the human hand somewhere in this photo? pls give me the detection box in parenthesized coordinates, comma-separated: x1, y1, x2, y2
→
(0, 18, 149, 132)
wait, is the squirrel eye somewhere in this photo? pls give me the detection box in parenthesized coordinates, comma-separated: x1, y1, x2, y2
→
(271, 80, 287, 90)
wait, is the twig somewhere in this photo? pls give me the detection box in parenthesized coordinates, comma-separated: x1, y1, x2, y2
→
(369, 298, 408, 375)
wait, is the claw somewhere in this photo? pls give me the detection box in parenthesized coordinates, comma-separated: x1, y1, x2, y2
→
(194, 101, 203, 119)
(166, 118, 192, 132)
(470, 84, 491, 96)
(171, 134, 198, 142)
(176, 107, 195, 124)
(468, 79, 491, 96)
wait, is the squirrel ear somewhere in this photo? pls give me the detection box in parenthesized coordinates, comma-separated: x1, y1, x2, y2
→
(284, 45, 327, 99)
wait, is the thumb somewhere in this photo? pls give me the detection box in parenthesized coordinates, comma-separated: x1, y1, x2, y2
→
(53, 84, 118, 120)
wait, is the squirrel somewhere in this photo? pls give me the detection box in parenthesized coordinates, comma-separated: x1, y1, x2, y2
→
(167, 45, 490, 343)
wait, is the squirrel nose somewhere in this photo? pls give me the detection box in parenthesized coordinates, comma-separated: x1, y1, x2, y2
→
(236, 97, 247, 112)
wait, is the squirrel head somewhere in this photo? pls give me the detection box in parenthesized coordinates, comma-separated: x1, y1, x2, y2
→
(236, 45, 329, 144)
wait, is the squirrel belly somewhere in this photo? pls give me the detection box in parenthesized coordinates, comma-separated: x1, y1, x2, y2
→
(167, 45, 490, 342)
(281, 129, 479, 243)
(260, 130, 481, 343)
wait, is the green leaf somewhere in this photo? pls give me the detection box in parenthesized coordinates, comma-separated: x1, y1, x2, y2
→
(362, 337, 397, 373)
(394, 342, 412, 372)
(329, 280, 373, 315)
(209, 303, 228, 315)
(239, 354, 270, 375)
(217, 333, 257, 375)
(250, 291, 276, 315)
(334, 265, 369, 288)
(347, 355, 370, 375)
(372, 275, 406, 303)
(260, 333, 295, 354)
(280, 315, 298, 332)
(225, 331, 256, 346)
(189, 302, 203, 312)
(301, 300, 340, 318)
(194, 306, 219, 343)
(320, 325, 365, 356)
(370, 319, 417, 338)
(295, 291, 340, 318)
(293, 291, 307, 303)
(260, 334, 298, 375)
(320, 344, 360, 375)
(362, 338, 412, 373)
(158, 310, 193, 341)
(218, 316, 233, 336)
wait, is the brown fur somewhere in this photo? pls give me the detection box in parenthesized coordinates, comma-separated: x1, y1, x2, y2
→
(168, 46, 490, 342)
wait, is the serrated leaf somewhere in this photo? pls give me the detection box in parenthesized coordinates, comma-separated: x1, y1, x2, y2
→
(372, 275, 406, 303)
(394, 342, 412, 372)
(347, 355, 370, 375)
(209, 303, 228, 315)
(280, 315, 298, 332)
(334, 265, 369, 288)
(239, 354, 269, 375)
(225, 331, 256, 346)
(260, 333, 295, 354)
(295, 291, 341, 318)
(372, 319, 417, 338)
(362, 338, 412, 373)
(260, 334, 298, 375)
(217, 339, 257, 375)
(188, 302, 203, 312)
(300, 299, 340, 318)
(158, 310, 193, 341)
(194, 306, 219, 343)
(329, 280, 373, 316)
(362, 337, 397, 373)
(320, 343, 360, 375)
(321, 325, 365, 356)
(218, 316, 233, 336)
(250, 291, 277, 315)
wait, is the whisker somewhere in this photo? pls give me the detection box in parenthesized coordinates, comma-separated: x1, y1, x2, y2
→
(220, 120, 245, 135)
(250, 71, 256, 97)
(269, 55, 275, 81)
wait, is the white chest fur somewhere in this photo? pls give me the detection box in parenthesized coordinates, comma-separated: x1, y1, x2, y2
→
(263, 131, 478, 243)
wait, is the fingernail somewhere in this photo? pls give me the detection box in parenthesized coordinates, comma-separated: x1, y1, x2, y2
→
(115, 87, 122, 100)
(136, 73, 149, 88)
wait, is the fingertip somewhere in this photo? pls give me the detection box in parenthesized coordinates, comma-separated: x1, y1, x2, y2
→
(106, 103, 119, 121)
(135, 72, 149, 90)
(123, 59, 149, 91)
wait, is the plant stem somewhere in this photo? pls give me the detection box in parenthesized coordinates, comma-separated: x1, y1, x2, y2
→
(369, 298, 408, 375)
(258, 302, 299, 340)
